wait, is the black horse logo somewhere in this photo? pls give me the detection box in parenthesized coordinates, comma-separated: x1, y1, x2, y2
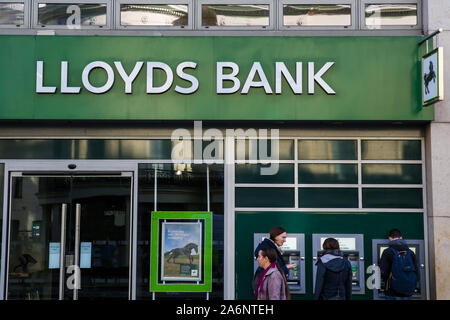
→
(166, 243, 198, 264)
(424, 61, 436, 95)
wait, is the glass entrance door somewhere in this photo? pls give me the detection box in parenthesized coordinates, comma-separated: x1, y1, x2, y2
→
(7, 173, 132, 300)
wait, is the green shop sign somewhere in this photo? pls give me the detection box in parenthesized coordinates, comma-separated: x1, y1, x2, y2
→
(0, 35, 433, 121)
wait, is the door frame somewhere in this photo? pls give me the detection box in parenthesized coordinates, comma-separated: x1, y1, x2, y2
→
(0, 160, 139, 300)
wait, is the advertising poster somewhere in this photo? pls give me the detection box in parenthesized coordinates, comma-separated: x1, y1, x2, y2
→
(161, 222, 202, 281)
(150, 211, 212, 292)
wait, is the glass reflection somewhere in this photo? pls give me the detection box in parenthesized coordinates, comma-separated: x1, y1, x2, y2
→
(120, 4, 188, 26)
(298, 164, 357, 184)
(283, 4, 351, 26)
(365, 4, 417, 26)
(362, 164, 422, 184)
(298, 140, 357, 160)
(0, 3, 24, 25)
(235, 139, 294, 160)
(361, 140, 421, 160)
(202, 4, 269, 27)
(37, 3, 107, 26)
(137, 164, 224, 299)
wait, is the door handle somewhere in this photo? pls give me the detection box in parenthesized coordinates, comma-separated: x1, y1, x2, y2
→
(74, 203, 81, 300)
(59, 204, 67, 301)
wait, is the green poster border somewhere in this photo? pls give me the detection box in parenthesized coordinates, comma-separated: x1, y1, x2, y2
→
(150, 211, 212, 292)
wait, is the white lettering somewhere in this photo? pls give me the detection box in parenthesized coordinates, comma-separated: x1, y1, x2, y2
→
(66, 5, 81, 30)
(175, 62, 199, 94)
(241, 62, 273, 94)
(61, 61, 81, 94)
(308, 62, 335, 95)
(82, 61, 115, 94)
(114, 61, 143, 94)
(146, 62, 173, 94)
(216, 62, 240, 94)
(36, 61, 57, 93)
(275, 62, 302, 94)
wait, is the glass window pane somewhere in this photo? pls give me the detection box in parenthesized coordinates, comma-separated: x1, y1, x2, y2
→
(298, 188, 358, 208)
(298, 140, 357, 160)
(235, 188, 294, 207)
(202, 4, 269, 27)
(283, 4, 351, 26)
(362, 188, 423, 208)
(0, 3, 24, 25)
(236, 139, 294, 160)
(38, 3, 107, 27)
(120, 4, 188, 27)
(137, 163, 224, 299)
(299, 164, 357, 184)
(365, 4, 417, 26)
(362, 164, 422, 184)
(361, 140, 421, 160)
(0, 164, 3, 271)
(236, 164, 294, 184)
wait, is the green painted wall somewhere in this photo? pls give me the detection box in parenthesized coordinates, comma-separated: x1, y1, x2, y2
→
(235, 211, 424, 300)
(0, 35, 433, 121)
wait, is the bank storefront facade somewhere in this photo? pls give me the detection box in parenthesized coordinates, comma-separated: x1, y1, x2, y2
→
(0, 32, 433, 300)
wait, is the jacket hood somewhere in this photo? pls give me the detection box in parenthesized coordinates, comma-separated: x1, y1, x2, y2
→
(320, 250, 347, 272)
(389, 238, 409, 251)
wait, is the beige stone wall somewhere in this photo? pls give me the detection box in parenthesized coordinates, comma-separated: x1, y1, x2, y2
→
(426, 0, 450, 300)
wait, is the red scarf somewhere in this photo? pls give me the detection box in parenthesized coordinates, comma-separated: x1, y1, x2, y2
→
(254, 261, 277, 298)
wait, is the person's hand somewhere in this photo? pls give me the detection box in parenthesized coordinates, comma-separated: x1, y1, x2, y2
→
(286, 264, 297, 270)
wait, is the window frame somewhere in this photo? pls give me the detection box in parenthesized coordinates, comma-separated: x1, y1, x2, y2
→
(197, 0, 275, 31)
(360, 0, 422, 30)
(278, 0, 357, 30)
(0, 0, 30, 29)
(115, 0, 192, 30)
(33, 0, 112, 30)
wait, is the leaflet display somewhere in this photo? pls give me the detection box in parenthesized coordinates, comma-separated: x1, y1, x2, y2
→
(253, 233, 306, 294)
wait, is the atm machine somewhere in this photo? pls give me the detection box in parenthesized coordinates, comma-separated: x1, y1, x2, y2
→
(312, 234, 365, 295)
(253, 233, 306, 294)
(371, 239, 426, 300)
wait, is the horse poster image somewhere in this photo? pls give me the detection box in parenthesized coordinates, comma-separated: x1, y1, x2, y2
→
(422, 47, 444, 105)
(161, 222, 202, 281)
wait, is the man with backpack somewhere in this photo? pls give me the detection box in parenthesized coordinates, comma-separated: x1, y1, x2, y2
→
(380, 229, 420, 300)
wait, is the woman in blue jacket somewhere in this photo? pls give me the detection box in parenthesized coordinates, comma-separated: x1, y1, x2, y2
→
(254, 226, 297, 279)
(314, 238, 352, 300)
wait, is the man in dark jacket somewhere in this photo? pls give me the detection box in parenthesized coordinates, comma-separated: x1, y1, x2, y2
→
(314, 239, 352, 300)
(379, 229, 419, 300)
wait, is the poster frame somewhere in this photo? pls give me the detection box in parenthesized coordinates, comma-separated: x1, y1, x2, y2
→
(150, 211, 212, 292)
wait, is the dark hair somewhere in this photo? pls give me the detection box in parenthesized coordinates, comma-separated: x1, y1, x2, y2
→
(269, 226, 286, 242)
(322, 238, 340, 250)
(259, 247, 291, 300)
(259, 247, 277, 263)
(389, 229, 402, 238)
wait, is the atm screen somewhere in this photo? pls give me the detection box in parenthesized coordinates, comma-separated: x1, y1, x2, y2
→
(281, 237, 297, 251)
(320, 237, 356, 251)
(379, 246, 417, 259)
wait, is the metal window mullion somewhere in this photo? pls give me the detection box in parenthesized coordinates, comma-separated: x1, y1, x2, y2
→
(235, 207, 425, 213)
(358, 138, 362, 209)
(0, 164, 11, 300)
(131, 167, 138, 300)
(294, 138, 298, 209)
(420, 137, 430, 300)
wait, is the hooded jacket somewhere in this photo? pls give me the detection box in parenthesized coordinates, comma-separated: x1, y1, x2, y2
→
(314, 249, 352, 300)
(379, 239, 419, 297)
